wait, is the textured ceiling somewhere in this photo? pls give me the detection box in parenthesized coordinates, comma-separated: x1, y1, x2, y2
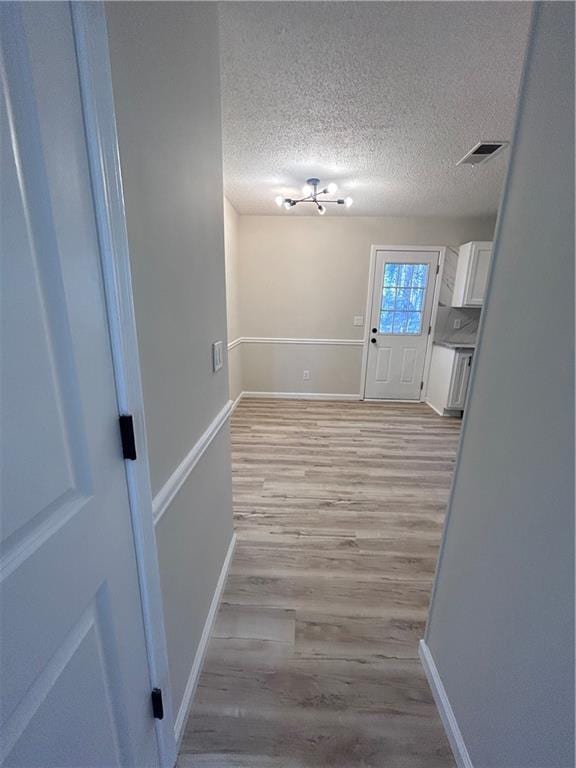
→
(219, 1, 532, 216)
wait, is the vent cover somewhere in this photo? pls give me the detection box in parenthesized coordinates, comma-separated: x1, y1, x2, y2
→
(457, 141, 509, 167)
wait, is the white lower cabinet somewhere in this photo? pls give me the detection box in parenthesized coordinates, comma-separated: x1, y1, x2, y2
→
(426, 344, 474, 415)
(447, 349, 473, 408)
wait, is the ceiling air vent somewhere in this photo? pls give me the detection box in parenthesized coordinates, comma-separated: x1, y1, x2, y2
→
(457, 141, 509, 167)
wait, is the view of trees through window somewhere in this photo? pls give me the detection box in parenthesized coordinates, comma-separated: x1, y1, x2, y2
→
(379, 263, 429, 335)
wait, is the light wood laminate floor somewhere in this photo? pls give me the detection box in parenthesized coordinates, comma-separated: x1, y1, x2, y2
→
(180, 399, 461, 767)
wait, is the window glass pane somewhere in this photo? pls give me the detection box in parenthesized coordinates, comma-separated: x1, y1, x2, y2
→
(405, 264, 416, 286)
(395, 288, 412, 310)
(383, 264, 399, 287)
(381, 287, 396, 310)
(411, 264, 429, 288)
(410, 288, 425, 311)
(395, 264, 408, 286)
(406, 312, 422, 334)
(393, 311, 409, 333)
(379, 262, 429, 335)
(379, 311, 394, 333)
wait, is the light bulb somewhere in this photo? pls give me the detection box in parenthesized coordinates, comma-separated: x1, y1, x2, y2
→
(317, 204, 326, 216)
(302, 184, 313, 196)
(326, 182, 338, 195)
(344, 196, 354, 208)
(283, 200, 292, 210)
(275, 195, 284, 207)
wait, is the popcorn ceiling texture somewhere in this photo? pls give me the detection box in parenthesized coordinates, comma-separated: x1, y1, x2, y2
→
(219, 1, 532, 217)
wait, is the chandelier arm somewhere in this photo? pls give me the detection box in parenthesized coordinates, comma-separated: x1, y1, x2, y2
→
(278, 181, 352, 209)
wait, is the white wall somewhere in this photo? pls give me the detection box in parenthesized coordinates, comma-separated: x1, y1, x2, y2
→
(106, 2, 234, 727)
(425, 4, 574, 766)
(224, 198, 242, 400)
(234, 215, 495, 395)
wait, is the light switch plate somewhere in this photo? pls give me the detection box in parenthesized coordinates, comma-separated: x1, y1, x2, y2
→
(212, 341, 223, 372)
(453, 319, 462, 329)
(303, 370, 310, 381)
(353, 315, 364, 327)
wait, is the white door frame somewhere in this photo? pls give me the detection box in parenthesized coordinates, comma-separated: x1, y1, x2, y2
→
(360, 245, 445, 401)
(71, 5, 176, 767)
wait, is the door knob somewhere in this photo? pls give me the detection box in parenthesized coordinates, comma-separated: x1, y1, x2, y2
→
(371, 338, 377, 344)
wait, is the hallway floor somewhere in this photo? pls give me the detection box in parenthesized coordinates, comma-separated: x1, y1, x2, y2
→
(180, 398, 460, 767)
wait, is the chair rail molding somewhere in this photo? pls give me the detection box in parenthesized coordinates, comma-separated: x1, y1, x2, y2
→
(152, 399, 233, 526)
(228, 337, 364, 350)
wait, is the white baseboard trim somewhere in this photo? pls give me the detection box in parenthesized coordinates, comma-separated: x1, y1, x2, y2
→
(152, 400, 233, 526)
(227, 338, 243, 351)
(424, 400, 445, 416)
(174, 533, 236, 747)
(242, 391, 361, 401)
(230, 391, 244, 414)
(419, 640, 474, 768)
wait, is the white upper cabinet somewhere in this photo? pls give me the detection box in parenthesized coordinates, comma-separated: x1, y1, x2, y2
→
(452, 241, 493, 306)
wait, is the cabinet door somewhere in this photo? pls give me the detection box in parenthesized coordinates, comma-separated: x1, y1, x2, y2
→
(448, 351, 473, 409)
(464, 242, 492, 306)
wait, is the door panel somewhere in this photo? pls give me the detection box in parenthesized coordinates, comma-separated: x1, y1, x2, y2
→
(365, 250, 439, 399)
(375, 347, 392, 381)
(1, 5, 159, 766)
(400, 347, 418, 383)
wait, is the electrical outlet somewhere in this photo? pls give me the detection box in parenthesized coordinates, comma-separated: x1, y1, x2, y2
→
(212, 341, 223, 372)
(353, 315, 364, 327)
(453, 319, 462, 329)
(303, 370, 310, 381)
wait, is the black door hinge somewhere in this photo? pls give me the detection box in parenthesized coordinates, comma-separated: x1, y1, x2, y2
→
(427, 325, 432, 335)
(119, 414, 137, 460)
(151, 688, 164, 720)
(436, 264, 440, 274)
(420, 381, 424, 391)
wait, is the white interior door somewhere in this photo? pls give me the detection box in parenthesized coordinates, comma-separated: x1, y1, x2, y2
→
(1, 5, 160, 766)
(364, 249, 439, 399)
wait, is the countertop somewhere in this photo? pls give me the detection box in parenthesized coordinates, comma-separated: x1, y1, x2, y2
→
(433, 340, 476, 350)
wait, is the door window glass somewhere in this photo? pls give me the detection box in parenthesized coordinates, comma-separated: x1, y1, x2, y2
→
(379, 262, 429, 335)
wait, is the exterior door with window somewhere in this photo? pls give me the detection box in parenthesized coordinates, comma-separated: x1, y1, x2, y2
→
(365, 249, 439, 399)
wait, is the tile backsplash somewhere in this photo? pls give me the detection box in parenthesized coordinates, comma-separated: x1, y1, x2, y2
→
(434, 306, 481, 345)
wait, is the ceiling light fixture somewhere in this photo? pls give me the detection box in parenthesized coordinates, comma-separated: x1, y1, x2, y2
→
(275, 178, 353, 214)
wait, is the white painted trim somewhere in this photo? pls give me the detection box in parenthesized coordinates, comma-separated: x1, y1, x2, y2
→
(71, 6, 176, 766)
(425, 400, 446, 417)
(422, 248, 446, 399)
(419, 641, 474, 768)
(228, 336, 363, 347)
(174, 533, 237, 747)
(364, 398, 427, 404)
(230, 391, 244, 414)
(361, 245, 445, 402)
(359, 247, 379, 399)
(152, 400, 233, 526)
(242, 391, 361, 401)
